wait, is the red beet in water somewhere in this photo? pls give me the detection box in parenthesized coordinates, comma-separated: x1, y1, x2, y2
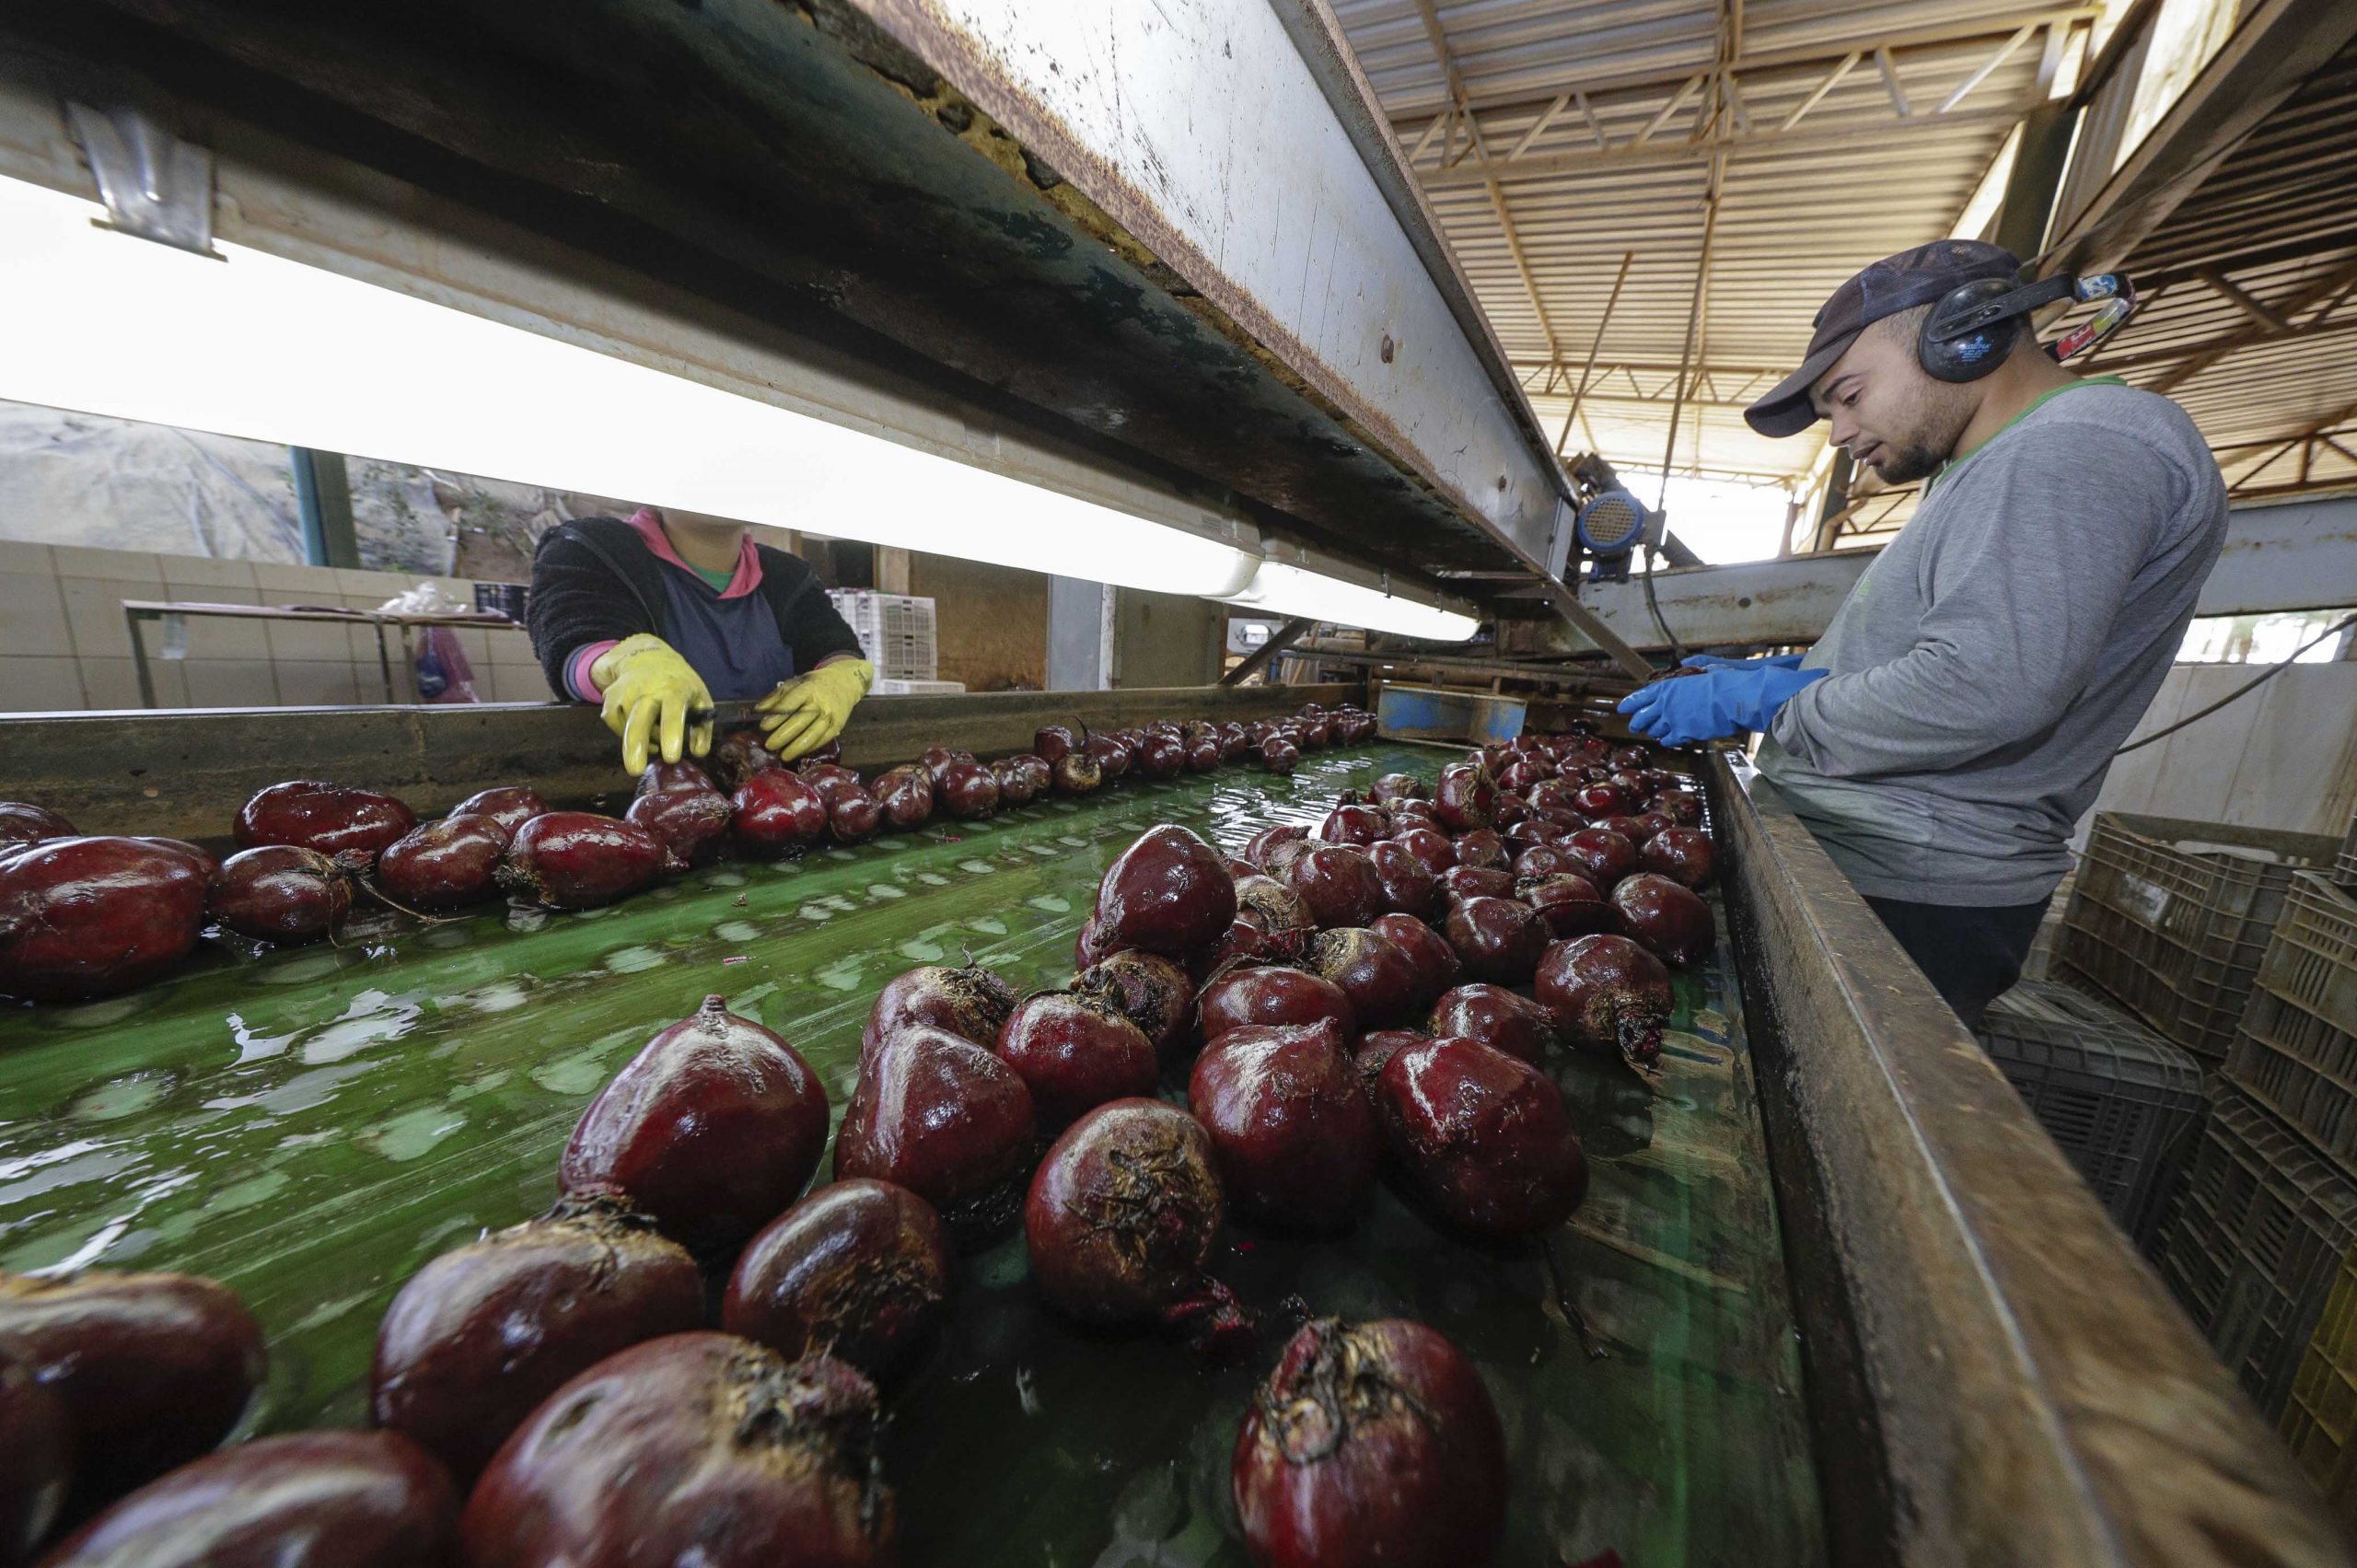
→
(1259, 737, 1300, 774)
(459, 1334, 893, 1568)
(707, 729, 783, 791)
(1199, 965, 1356, 1043)
(861, 962, 1020, 1071)
(1435, 865, 1515, 905)
(1367, 912, 1460, 1008)
(1072, 949, 1196, 1058)
(0, 1270, 265, 1519)
(1441, 895, 1550, 983)
(1025, 1100, 1225, 1327)
(561, 996, 830, 1257)
(1234, 876, 1315, 937)
(1610, 872, 1715, 967)
(996, 992, 1160, 1129)
(1034, 723, 1082, 763)
(134, 837, 218, 881)
(1433, 764, 1494, 832)
(1388, 825, 1457, 877)
(733, 770, 829, 856)
(1095, 825, 1237, 958)
(0, 803, 74, 850)
(1376, 1037, 1587, 1241)
(1558, 826, 1639, 889)
(635, 761, 717, 797)
(1233, 1317, 1505, 1568)
(724, 1179, 952, 1391)
(936, 759, 1003, 820)
(0, 1352, 64, 1562)
(1368, 772, 1427, 806)
(1536, 934, 1672, 1073)
(1427, 982, 1556, 1065)
(624, 785, 734, 865)
(498, 812, 680, 910)
(871, 764, 937, 829)
(234, 781, 415, 856)
(207, 844, 363, 943)
(992, 757, 1039, 807)
(377, 816, 509, 910)
(445, 785, 549, 843)
(1317, 805, 1388, 847)
(371, 1193, 702, 1484)
(0, 837, 208, 1002)
(1518, 870, 1612, 938)
(835, 1026, 1039, 1247)
(1640, 827, 1717, 889)
(1306, 928, 1422, 1029)
(1451, 830, 1508, 872)
(1364, 841, 1438, 920)
(1189, 1020, 1376, 1233)
(1243, 824, 1306, 870)
(41, 1429, 457, 1568)
(1285, 846, 1386, 931)
(1652, 788, 1704, 825)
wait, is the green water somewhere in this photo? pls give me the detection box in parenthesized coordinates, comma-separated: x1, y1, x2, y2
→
(0, 746, 1825, 1565)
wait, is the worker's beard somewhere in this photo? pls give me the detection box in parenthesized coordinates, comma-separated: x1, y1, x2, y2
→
(1870, 377, 1977, 483)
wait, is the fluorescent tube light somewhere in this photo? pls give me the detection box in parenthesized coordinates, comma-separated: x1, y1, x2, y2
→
(1213, 560, 1480, 642)
(0, 176, 1259, 596)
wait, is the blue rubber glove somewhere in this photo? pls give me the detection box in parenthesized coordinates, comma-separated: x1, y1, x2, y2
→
(1620, 664, 1828, 747)
(1680, 652, 1807, 671)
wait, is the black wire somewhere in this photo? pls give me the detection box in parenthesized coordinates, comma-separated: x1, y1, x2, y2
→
(2114, 612, 2357, 755)
(1640, 539, 1684, 663)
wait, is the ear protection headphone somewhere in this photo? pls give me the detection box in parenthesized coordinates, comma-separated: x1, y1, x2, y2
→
(1919, 272, 2138, 382)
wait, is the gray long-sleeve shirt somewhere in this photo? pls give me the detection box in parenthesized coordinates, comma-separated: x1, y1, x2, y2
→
(1757, 379, 2227, 906)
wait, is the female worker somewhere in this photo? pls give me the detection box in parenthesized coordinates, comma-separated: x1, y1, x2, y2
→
(527, 505, 874, 775)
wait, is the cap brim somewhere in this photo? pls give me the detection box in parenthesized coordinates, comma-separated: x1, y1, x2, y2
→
(1744, 331, 1858, 437)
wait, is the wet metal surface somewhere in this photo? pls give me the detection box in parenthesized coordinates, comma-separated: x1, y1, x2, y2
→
(0, 745, 1824, 1565)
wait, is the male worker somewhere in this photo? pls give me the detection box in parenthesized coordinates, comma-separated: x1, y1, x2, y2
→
(1619, 241, 2226, 1025)
(528, 505, 874, 774)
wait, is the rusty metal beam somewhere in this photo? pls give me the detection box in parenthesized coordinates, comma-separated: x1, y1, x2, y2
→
(1217, 616, 1314, 687)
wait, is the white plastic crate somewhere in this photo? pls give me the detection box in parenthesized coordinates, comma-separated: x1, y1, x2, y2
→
(828, 590, 938, 680)
(872, 678, 964, 695)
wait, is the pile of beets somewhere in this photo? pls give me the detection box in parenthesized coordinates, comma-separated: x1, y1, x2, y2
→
(0, 702, 1378, 1005)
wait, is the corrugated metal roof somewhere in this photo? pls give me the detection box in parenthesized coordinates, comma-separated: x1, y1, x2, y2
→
(1332, 0, 2094, 486)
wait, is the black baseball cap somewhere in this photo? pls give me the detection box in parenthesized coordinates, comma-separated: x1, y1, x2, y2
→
(1744, 239, 2024, 437)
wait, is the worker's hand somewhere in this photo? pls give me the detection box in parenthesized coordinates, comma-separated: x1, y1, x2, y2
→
(1619, 664, 1827, 748)
(589, 633, 714, 776)
(1679, 652, 1806, 671)
(754, 657, 875, 761)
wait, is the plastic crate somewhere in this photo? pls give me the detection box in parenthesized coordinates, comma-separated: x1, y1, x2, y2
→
(2282, 1242, 2357, 1535)
(2153, 1080, 2357, 1422)
(870, 678, 966, 695)
(2225, 875, 2357, 1179)
(1974, 981, 2203, 1244)
(2053, 812, 2339, 1063)
(828, 591, 938, 681)
(2339, 807, 2357, 893)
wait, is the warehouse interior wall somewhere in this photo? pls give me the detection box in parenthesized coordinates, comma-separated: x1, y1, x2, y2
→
(1109, 589, 1223, 689)
(903, 553, 1048, 692)
(2084, 663, 2357, 839)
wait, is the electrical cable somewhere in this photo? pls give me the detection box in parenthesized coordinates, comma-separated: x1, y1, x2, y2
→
(2113, 612, 2357, 755)
(1640, 539, 1684, 662)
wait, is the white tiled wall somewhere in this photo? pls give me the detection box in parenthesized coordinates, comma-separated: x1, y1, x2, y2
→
(0, 542, 556, 712)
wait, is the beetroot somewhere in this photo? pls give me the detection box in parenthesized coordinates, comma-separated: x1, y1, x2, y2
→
(444, 785, 547, 843)
(861, 963, 1019, 1071)
(1389, 826, 1456, 877)
(1235, 876, 1315, 935)
(0, 1353, 64, 1562)
(1190, 1020, 1377, 1233)
(1086, 733, 1133, 780)
(1435, 865, 1516, 905)
(835, 1026, 1038, 1246)
(1432, 764, 1494, 832)
(459, 1334, 892, 1568)
(1559, 826, 1639, 889)
(561, 996, 830, 1257)
(1519, 871, 1611, 938)
(624, 785, 733, 865)
(1368, 913, 1461, 1007)
(871, 764, 937, 829)
(1350, 1028, 1424, 1101)
(1450, 829, 1506, 870)
(707, 728, 783, 791)
(1317, 805, 1388, 846)
(1441, 895, 1550, 983)
(234, 781, 415, 856)
(1034, 724, 1082, 763)
(1025, 1099, 1225, 1327)
(1369, 773, 1427, 806)
(1095, 825, 1237, 958)
(1611, 872, 1715, 967)
(0, 838, 207, 1002)
(1536, 934, 1672, 1072)
(1652, 788, 1704, 825)
(1573, 781, 1631, 817)
(1285, 846, 1386, 931)
(1627, 809, 1675, 844)
(371, 1193, 702, 1484)
(1641, 827, 1718, 889)
(1364, 841, 1438, 919)
(0, 1270, 265, 1517)
(1234, 1317, 1505, 1568)
(996, 992, 1160, 1129)
(1610, 744, 1651, 771)
(992, 757, 1039, 807)
(828, 792, 885, 844)
(1243, 824, 1307, 870)
(733, 771, 829, 855)
(1199, 965, 1356, 1043)
(0, 803, 74, 849)
(1306, 928, 1422, 1029)
(498, 812, 680, 910)
(134, 837, 219, 881)
(635, 761, 716, 797)
(1259, 737, 1300, 774)
(724, 1179, 952, 1390)
(1260, 838, 1317, 885)
(377, 817, 509, 910)
(1512, 844, 1573, 879)
(936, 759, 1003, 820)
(1072, 949, 1196, 1057)
(41, 1430, 456, 1568)
(1376, 1036, 1587, 1240)
(207, 844, 363, 943)
(1590, 813, 1650, 843)
(1428, 983, 1555, 1065)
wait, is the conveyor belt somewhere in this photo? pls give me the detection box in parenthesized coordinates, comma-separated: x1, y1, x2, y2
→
(0, 745, 1825, 1564)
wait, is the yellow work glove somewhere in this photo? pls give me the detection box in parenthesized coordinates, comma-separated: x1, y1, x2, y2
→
(589, 633, 714, 776)
(754, 657, 874, 761)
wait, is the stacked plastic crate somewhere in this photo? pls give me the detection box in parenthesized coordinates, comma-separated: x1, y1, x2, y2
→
(828, 590, 961, 693)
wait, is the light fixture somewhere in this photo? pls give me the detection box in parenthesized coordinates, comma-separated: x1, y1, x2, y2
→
(0, 176, 1259, 597)
(1213, 559, 1480, 642)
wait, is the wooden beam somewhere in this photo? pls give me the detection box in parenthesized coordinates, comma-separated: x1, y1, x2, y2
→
(1219, 616, 1314, 686)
